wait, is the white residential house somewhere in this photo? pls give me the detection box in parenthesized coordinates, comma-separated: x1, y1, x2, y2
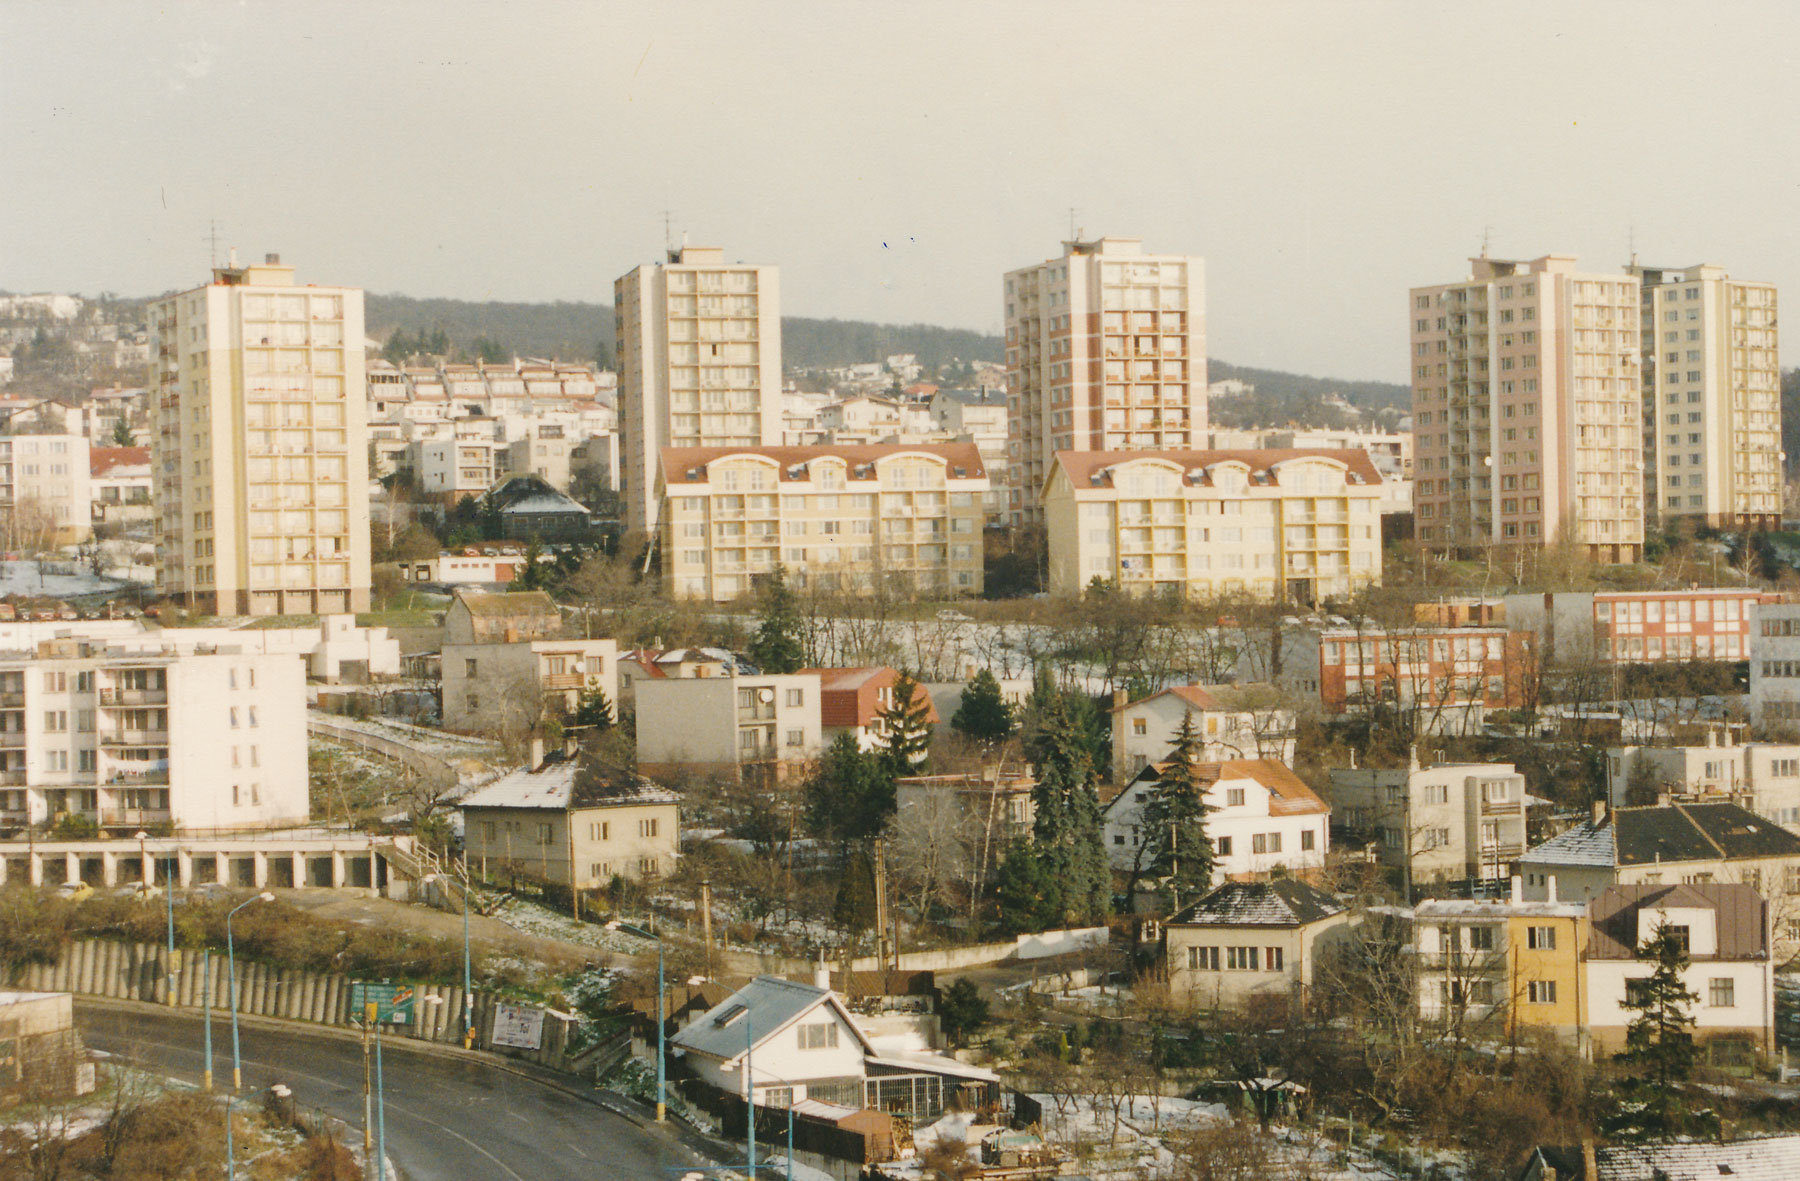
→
(669, 975, 998, 1123)
(1329, 760, 1531, 887)
(1163, 879, 1353, 1015)
(635, 672, 823, 782)
(1104, 758, 1329, 885)
(1111, 684, 1297, 777)
(458, 755, 678, 887)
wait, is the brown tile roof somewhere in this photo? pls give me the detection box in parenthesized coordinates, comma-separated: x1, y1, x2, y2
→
(659, 442, 986, 485)
(90, 446, 149, 477)
(1586, 882, 1768, 961)
(1050, 448, 1383, 489)
(454, 590, 558, 618)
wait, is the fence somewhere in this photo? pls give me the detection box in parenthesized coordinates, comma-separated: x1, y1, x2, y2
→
(26, 938, 581, 1072)
(307, 719, 458, 796)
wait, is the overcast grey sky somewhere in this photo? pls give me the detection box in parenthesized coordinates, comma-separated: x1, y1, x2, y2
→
(5, 1, 1799, 381)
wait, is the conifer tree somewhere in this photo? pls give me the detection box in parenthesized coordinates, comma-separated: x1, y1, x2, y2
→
(1138, 710, 1215, 907)
(951, 668, 1013, 746)
(1619, 921, 1699, 1086)
(803, 733, 895, 848)
(747, 564, 806, 674)
(1026, 691, 1112, 926)
(875, 672, 933, 776)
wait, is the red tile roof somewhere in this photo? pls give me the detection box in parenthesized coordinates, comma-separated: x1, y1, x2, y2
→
(90, 446, 150, 477)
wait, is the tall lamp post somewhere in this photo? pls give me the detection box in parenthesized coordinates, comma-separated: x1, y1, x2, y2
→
(606, 918, 664, 1121)
(226, 891, 274, 1091)
(742, 1058, 799, 1181)
(447, 868, 474, 1049)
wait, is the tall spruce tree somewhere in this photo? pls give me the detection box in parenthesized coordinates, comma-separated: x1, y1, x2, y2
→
(1027, 690, 1112, 926)
(747, 564, 806, 674)
(1619, 921, 1699, 1086)
(951, 668, 1013, 746)
(803, 733, 896, 849)
(875, 672, 933, 776)
(1138, 710, 1215, 907)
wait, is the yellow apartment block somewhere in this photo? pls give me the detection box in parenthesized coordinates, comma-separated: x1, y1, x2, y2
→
(1414, 891, 1589, 1043)
(659, 443, 989, 602)
(1043, 448, 1384, 604)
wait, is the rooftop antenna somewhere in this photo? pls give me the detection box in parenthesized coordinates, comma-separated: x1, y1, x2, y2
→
(1627, 225, 1638, 268)
(1480, 225, 1492, 259)
(662, 208, 673, 253)
(1067, 207, 1079, 240)
(205, 219, 222, 269)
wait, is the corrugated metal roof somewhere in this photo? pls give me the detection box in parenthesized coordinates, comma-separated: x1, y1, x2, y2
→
(1585, 882, 1769, 961)
(671, 976, 871, 1064)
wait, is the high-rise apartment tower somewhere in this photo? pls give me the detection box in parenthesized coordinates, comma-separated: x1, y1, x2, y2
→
(149, 256, 370, 614)
(1411, 255, 1644, 563)
(614, 246, 781, 537)
(1003, 238, 1207, 526)
(1629, 263, 1781, 531)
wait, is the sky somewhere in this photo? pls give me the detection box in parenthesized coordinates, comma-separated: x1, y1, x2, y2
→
(6, 1, 1800, 382)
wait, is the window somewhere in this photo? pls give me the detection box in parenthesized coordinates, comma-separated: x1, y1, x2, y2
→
(1251, 832, 1282, 854)
(589, 821, 610, 841)
(1301, 830, 1316, 851)
(1215, 835, 1232, 857)
(466, 658, 478, 676)
(537, 823, 554, 845)
(638, 818, 659, 838)
(1467, 926, 1495, 951)
(1625, 977, 1653, 1007)
(1527, 980, 1557, 1004)
(797, 1022, 839, 1049)
(786, 728, 805, 747)
(1226, 946, 1260, 970)
(785, 688, 804, 707)
(1265, 947, 1284, 971)
(1663, 925, 1690, 956)
(1527, 926, 1556, 950)
(1187, 945, 1220, 970)
(1707, 977, 1736, 1008)
(42, 711, 66, 732)
(1132, 718, 1148, 735)
(1226, 788, 1245, 807)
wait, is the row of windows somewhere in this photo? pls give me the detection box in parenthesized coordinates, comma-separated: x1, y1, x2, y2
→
(1185, 945, 1286, 971)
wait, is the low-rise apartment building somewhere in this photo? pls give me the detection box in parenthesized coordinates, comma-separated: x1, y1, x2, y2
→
(1042, 449, 1384, 604)
(1248, 619, 1536, 728)
(635, 671, 823, 782)
(0, 434, 91, 547)
(801, 666, 939, 754)
(1583, 882, 1773, 1059)
(414, 438, 498, 506)
(1605, 740, 1800, 828)
(1105, 758, 1329, 885)
(1110, 683, 1296, 777)
(458, 755, 678, 886)
(658, 443, 989, 602)
(0, 639, 306, 834)
(88, 446, 151, 531)
(442, 638, 618, 736)
(1330, 759, 1531, 887)
(1163, 879, 1352, 1015)
(1411, 886, 1587, 1042)
(1504, 588, 1765, 665)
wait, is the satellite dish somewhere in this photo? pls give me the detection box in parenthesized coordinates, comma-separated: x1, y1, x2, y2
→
(758, 688, 775, 703)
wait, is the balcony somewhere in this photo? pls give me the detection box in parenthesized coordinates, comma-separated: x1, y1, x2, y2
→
(540, 673, 584, 691)
(0, 692, 23, 709)
(0, 771, 23, 786)
(0, 733, 25, 749)
(99, 688, 168, 707)
(100, 730, 169, 747)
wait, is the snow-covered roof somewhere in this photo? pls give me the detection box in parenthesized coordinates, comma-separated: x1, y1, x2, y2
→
(1167, 879, 1345, 928)
(458, 758, 677, 811)
(1529, 1134, 1800, 1181)
(672, 976, 873, 1065)
(1518, 819, 1616, 868)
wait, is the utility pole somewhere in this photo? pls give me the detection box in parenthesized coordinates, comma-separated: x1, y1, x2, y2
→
(700, 879, 714, 979)
(361, 1002, 374, 1169)
(872, 837, 888, 970)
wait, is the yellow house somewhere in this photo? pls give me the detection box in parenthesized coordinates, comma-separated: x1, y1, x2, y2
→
(1413, 883, 1588, 1042)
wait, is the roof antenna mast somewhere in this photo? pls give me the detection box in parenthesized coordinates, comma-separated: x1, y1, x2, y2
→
(205, 219, 222, 270)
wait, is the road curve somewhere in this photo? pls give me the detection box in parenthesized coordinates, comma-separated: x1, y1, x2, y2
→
(76, 1002, 716, 1181)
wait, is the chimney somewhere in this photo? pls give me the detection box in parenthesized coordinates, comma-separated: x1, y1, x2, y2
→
(1547, 874, 1558, 904)
(228, 246, 239, 268)
(814, 948, 831, 992)
(528, 736, 544, 770)
(1591, 799, 1606, 826)
(1510, 875, 1522, 904)
(264, 252, 280, 265)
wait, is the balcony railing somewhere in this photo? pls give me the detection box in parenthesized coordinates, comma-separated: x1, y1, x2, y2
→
(540, 673, 584, 690)
(0, 692, 23, 709)
(100, 731, 169, 747)
(0, 733, 25, 749)
(99, 688, 168, 707)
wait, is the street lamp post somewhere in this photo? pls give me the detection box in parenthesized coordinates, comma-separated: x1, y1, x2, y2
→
(201, 949, 213, 1092)
(226, 892, 274, 1091)
(606, 918, 665, 1121)
(742, 1059, 799, 1181)
(449, 867, 474, 1049)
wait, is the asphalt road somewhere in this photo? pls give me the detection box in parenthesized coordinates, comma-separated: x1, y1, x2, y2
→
(76, 1002, 715, 1181)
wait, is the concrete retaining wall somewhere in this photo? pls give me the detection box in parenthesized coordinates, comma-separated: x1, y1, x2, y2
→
(26, 939, 578, 1072)
(716, 926, 1111, 978)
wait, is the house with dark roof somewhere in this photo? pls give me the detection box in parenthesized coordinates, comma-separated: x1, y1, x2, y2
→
(1104, 759, 1329, 886)
(458, 753, 678, 888)
(1582, 881, 1774, 1059)
(1162, 879, 1352, 1014)
(1110, 683, 1297, 775)
(1518, 801, 1800, 961)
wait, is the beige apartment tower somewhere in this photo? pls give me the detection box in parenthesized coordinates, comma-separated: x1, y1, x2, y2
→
(1004, 237, 1207, 527)
(1411, 255, 1644, 563)
(1629, 263, 1780, 531)
(614, 246, 781, 538)
(149, 256, 371, 615)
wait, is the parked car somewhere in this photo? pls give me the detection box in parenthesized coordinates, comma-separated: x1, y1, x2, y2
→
(54, 881, 94, 902)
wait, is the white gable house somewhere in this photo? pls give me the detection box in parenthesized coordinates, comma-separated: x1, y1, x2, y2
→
(1105, 758, 1330, 885)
